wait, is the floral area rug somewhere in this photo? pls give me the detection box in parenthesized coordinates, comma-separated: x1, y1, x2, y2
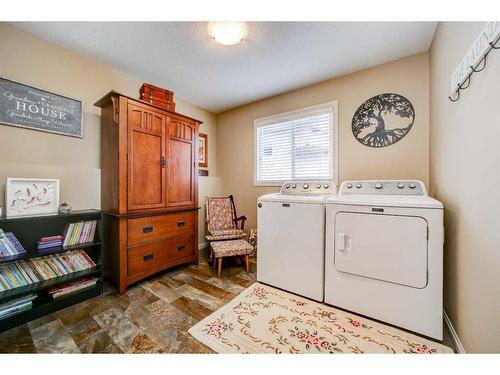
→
(188, 283, 453, 354)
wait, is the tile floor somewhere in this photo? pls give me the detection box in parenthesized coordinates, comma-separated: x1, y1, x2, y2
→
(0, 249, 455, 353)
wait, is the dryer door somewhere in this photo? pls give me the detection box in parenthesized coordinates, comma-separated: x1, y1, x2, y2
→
(334, 212, 428, 288)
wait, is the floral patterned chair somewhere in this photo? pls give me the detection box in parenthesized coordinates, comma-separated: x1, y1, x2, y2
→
(204, 195, 247, 244)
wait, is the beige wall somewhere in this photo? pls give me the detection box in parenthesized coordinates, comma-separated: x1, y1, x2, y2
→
(216, 52, 430, 230)
(0, 23, 220, 246)
(430, 22, 500, 353)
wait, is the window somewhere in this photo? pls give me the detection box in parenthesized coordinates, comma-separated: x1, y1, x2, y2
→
(254, 102, 337, 186)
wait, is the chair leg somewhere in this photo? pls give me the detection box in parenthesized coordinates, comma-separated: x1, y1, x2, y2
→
(217, 257, 222, 278)
(213, 255, 217, 270)
(245, 255, 250, 273)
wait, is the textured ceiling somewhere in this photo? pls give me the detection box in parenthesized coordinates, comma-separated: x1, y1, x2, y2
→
(12, 22, 437, 113)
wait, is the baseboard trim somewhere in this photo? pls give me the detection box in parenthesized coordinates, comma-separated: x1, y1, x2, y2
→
(444, 310, 466, 353)
(198, 241, 208, 250)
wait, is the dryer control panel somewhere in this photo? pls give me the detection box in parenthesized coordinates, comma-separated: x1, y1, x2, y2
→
(339, 180, 427, 196)
(280, 181, 336, 195)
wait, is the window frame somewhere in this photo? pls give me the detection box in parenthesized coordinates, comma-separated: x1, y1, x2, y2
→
(253, 101, 339, 187)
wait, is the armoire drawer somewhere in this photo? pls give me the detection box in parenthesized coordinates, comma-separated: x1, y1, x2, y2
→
(127, 211, 194, 246)
(127, 233, 195, 277)
(127, 241, 166, 276)
(166, 232, 195, 262)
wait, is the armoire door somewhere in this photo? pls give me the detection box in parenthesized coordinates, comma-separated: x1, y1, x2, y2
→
(127, 103, 167, 211)
(166, 118, 196, 207)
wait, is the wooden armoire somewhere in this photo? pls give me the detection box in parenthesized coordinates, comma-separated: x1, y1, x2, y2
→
(95, 91, 201, 294)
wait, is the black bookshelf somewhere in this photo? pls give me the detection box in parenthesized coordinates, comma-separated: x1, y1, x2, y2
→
(0, 210, 103, 332)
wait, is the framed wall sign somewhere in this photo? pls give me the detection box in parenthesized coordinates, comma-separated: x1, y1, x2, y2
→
(5, 178, 60, 217)
(198, 132, 208, 168)
(0, 77, 83, 138)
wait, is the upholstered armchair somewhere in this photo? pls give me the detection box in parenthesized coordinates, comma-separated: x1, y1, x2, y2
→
(205, 195, 247, 242)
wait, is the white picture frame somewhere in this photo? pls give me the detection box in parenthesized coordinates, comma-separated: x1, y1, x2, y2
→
(5, 178, 60, 218)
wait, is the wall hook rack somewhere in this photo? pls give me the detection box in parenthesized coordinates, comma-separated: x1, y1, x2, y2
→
(449, 36, 499, 102)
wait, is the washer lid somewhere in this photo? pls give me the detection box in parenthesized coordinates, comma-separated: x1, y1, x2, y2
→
(326, 194, 443, 209)
(258, 193, 333, 204)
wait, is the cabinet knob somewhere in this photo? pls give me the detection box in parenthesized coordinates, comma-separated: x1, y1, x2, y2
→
(161, 156, 167, 168)
(143, 253, 154, 261)
(177, 221, 185, 227)
(177, 244, 186, 251)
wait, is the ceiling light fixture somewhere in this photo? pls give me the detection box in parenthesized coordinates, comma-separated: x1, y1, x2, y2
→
(209, 22, 247, 45)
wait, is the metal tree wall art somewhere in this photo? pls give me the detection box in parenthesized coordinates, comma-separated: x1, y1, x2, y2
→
(352, 93, 415, 148)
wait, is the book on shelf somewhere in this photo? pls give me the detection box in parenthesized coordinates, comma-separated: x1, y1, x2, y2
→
(63, 220, 98, 247)
(0, 229, 26, 258)
(37, 235, 64, 251)
(0, 250, 96, 292)
(0, 294, 36, 319)
(48, 277, 98, 299)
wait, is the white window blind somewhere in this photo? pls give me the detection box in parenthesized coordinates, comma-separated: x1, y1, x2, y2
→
(255, 103, 335, 185)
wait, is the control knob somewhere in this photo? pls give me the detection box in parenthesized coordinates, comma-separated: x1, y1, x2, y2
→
(324, 184, 329, 189)
(409, 183, 417, 189)
(397, 183, 404, 189)
(292, 184, 297, 189)
(285, 184, 290, 189)
(355, 183, 362, 189)
(375, 183, 383, 190)
(346, 183, 353, 189)
(316, 184, 321, 189)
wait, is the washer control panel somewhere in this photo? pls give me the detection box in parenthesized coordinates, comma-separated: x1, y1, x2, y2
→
(280, 181, 335, 195)
(340, 180, 426, 196)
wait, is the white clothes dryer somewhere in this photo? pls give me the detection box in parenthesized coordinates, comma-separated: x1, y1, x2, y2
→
(324, 180, 444, 339)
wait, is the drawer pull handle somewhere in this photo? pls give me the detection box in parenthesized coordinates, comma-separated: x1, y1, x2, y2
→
(177, 221, 185, 227)
(143, 226, 154, 233)
(177, 244, 186, 251)
(143, 253, 154, 261)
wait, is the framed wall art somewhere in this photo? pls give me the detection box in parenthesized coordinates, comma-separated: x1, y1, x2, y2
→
(5, 178, 60, 217)
(198, 132, 208, 168)
(0, 77, 83, 138)
(352, 93, 415, 148)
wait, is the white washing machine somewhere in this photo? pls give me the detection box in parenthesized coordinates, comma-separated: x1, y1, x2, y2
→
(325, 180, 444, 339)
(257, 181, 336, 301)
